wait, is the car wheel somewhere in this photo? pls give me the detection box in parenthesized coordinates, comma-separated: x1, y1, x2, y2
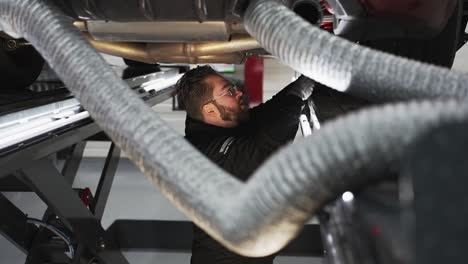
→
(0, 38, 44, 90)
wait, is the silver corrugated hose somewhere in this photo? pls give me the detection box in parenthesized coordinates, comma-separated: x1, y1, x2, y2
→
(1, 0, 468, 257)
(244, 0, 468, 102)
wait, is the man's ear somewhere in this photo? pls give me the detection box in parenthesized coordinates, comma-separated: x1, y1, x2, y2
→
(202, 103, 217, 116)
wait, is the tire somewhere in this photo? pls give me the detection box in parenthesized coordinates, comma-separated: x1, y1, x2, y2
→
(360, 0, 463, 68)
(0, 38, 44, 90)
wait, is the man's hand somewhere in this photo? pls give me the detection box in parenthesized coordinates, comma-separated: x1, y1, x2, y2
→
(286, 75, 315, 100)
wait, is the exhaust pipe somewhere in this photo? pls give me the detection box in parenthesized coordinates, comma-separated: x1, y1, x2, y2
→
(147, 35, 260, 57)
(156, 53, 246, 64)
(84, 34, 154, 64)
(83, 33, 255, 64)
(74, 20, 248, 43)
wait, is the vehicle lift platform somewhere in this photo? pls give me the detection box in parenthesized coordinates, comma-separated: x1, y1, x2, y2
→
(0, 66, 323, 264)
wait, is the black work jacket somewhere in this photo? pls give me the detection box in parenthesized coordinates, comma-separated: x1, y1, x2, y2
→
(185, 80, 307, 264)
(186, 83, 306, 180)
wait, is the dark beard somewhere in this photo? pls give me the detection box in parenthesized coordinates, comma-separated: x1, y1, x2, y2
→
(212, 101, 249, 123)
(212, 101, 233, 121)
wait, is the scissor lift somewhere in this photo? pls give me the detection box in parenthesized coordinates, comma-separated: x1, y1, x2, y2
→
(0, 67, 185, 263)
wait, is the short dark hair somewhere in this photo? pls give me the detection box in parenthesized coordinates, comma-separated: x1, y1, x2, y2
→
(176, 66, 221, 120)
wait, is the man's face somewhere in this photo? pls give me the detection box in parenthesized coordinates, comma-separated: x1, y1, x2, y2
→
(204, 75, 249, 127)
